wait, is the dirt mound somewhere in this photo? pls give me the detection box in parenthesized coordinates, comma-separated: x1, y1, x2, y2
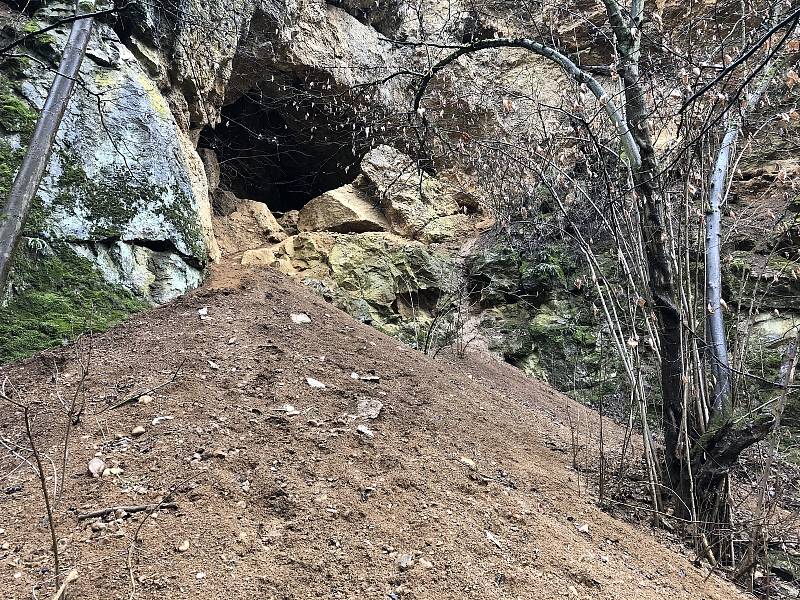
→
(0, 262, 745, 599)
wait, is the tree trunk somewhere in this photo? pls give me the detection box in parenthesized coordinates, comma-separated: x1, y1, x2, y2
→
(0, 12, 94, 297)
(706, 127, 736, 418)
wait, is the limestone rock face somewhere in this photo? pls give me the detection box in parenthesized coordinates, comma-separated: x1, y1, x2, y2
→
(263, 232, 449, 333)
(298, 182, 389, 233)
(360, 146, 463, 239)
(9, 16, 219, 304)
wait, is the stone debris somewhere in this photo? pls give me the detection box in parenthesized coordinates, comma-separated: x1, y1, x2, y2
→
(485, 530, 503, 549)
(396, 553, 414, 571)
(351, 397, 383, 420)
(459, 456, 477, 471)
(290, 312, 312, 324)
(87, 457, 105, 478)
(306, 377, 326, 388)
(131, 425, 146, 436)
(356, 424, 375, 438)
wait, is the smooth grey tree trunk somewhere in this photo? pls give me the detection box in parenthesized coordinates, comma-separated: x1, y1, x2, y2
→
(0, 12, 94, 297)
(706, 126, 736, 417)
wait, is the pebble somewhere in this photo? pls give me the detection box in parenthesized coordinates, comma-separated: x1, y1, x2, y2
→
(131, 425, 146, 436)
(177, 540, 190, 552)
(290, 312, 312, 324)
(396, 553, 414, 571)
(356, 424, 375, 439)
(137, 395, 153, 405)
(195, 571, 206, 580)
(306, 377, 326, 388)
(418, 558, 434, 569)
(87, 457, 105, 478)
(459, 456, 477, 470)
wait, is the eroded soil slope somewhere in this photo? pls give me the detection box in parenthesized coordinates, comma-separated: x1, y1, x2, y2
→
(0, 262, 746, 599)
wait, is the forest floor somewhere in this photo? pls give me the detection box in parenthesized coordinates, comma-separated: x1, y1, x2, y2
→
(0, 260, 750, 599)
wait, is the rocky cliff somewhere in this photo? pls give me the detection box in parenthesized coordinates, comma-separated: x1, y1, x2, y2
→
(2, 0, 799, 428)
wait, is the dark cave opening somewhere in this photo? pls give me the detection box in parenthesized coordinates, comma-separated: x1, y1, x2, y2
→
(199, 87, 364, 214)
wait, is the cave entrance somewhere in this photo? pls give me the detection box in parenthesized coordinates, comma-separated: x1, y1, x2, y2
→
(199, 84, 363, 214)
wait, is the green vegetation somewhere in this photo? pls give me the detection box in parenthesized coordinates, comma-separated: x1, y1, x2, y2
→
(0, 242, 147, 363)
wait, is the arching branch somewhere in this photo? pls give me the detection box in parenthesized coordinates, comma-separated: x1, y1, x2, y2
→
(409, 37, 642, 169)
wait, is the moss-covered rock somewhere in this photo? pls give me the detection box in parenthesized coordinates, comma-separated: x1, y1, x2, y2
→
(0, 242, 147, 363)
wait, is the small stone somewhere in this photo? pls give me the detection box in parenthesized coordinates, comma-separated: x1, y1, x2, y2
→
(356, 424, 374, 438)
(131, 425, 146, 436)
(290, 312, 312, 324)
(177, 540, 190, 552)
(208, 360, 219, 370)
(459, 456, 477, 470)
(418, 558, 434, 569)
(396, 553, 414, 571)
(87, 457, 105, 478)
(306, 377, 326, 388)
(576, 523, 590, 534)
(195, 571, 206, 580)
(197, 307, 208, 317)
(90, 521, 107, 532)
(137, 395, 153, 405)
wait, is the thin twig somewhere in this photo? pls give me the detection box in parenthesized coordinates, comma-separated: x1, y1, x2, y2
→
(99, 358, 186, 413)
(77, 502, 178, 520)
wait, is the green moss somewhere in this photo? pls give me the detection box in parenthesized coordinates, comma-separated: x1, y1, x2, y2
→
(0, 78, 37, 135)
(51, 154, 206, 259)
(0, 242, 148, 363)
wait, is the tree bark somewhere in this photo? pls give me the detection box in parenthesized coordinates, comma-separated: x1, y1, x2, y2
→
(706, 127, 736, 418)
(0, 11, 94, 297)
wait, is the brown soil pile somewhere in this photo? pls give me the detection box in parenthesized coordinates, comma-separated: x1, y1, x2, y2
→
(0, 261, 746, 599)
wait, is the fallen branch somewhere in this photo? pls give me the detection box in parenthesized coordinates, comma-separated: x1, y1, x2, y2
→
(99, 359, 186, 413)
(77, 502, 177, 520)
(50, 569, 78, 600)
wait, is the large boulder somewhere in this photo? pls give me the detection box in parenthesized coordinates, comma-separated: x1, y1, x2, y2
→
(360, 146, 462, 238)
(297, 182, 389, 233)
(213, 197, 286, 255)
(2, 15, 219, 307)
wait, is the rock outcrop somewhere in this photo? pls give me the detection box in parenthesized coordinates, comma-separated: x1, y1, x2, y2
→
(297, 181, 389, 233)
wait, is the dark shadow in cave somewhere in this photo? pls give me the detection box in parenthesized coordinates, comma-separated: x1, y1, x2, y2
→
(199, 87, 363, 214)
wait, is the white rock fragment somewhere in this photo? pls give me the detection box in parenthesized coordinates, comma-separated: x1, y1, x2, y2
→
(352, 398, 383, 420)
(137, 394, 153, 405)
(306, 377, 326, 388)
(197, 307, 208, 317)
(459, 456, 477, 470)
(151, 415, 174, 425)
(131, 425, 146, 436)
(290, 312, 312, 324)
(87, 457, 105, 478)
(195, 571, 206, 580)
(177, 540, 190, 552)
(485, 530, 503, 549)
(207, 360, 219, 370)
(276, 404, 300, 416)
(356, 424, 375, 438)
(396, 553, 414, 571)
